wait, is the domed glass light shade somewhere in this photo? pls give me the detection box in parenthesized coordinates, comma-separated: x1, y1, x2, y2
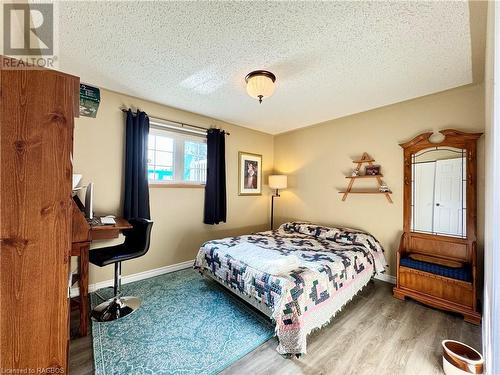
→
(245, 70, 276, 103)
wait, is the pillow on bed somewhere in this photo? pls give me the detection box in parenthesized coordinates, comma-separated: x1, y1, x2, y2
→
(279, 221, 384, 253)
(280, 221, 338, 237)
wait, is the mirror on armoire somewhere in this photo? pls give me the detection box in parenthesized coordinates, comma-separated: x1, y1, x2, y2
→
(411, 146, 467, 238)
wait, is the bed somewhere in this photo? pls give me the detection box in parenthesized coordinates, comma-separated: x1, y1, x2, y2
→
(193, 221, 387, 355)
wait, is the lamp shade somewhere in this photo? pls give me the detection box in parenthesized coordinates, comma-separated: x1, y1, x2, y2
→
(269, 175, 287, 190)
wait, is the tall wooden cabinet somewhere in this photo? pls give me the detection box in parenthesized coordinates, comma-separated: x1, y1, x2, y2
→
(393, 129, 482, 324)
(1, 57, 79, 372)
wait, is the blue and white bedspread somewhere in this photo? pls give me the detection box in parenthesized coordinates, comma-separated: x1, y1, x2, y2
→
(194, 222, 387, 355)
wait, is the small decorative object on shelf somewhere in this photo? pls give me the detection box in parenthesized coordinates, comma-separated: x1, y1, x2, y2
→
(339, 152, 393, 203)
(379, 182, 390, 193)
(365, 165, 381, 176)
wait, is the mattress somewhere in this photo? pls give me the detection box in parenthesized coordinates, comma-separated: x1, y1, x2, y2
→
(194, 221, 388, 354)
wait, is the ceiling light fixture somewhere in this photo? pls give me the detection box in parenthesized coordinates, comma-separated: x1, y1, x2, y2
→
(245, 70, 276, 103)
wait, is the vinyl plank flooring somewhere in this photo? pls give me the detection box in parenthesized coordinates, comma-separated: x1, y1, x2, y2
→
(69, 280, 481, 375)
(221, 281, 481, 375)
(69, 311, 93, 375)
(69, 333, 93, 375)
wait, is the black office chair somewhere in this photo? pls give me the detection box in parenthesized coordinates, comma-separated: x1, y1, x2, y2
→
(90, 218, 153, 322)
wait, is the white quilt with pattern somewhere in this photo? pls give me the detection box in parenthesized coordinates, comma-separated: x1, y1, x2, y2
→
(194, 222, 387, 354)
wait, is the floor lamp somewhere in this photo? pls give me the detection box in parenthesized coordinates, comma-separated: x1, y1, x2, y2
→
(269, 175, 287, 230)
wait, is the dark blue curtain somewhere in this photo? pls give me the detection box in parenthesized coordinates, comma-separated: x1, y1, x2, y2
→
(123, 110, 150, 220)
(204, 129, 226, 224)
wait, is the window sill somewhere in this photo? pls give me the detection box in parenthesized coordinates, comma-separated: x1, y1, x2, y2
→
(149, 183, 205, 189)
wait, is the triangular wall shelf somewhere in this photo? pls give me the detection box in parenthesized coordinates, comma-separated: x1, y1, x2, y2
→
(339, 152, 393, 203)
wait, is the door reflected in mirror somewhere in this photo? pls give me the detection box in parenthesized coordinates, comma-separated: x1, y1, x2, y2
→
(411, 146, 466, 238)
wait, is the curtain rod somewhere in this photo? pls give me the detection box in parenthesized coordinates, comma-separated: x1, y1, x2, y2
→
(120, 108, 230, 135)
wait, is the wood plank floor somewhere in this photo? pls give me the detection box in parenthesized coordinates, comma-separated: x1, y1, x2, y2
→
(69, 280, 481, 375)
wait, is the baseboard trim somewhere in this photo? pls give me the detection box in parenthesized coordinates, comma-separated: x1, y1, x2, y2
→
(70, 260, 194, 298)
(374, 273, 396, 284)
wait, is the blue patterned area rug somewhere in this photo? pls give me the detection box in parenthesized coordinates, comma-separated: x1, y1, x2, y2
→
(91, 268, 274, 375)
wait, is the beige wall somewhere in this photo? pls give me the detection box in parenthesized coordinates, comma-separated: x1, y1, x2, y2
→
(73, 89, 274, 284)
(75, 83, 485, 284)
(273, 84, 485, 277)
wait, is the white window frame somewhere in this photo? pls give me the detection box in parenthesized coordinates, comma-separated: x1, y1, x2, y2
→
(148, 127, 207, 186)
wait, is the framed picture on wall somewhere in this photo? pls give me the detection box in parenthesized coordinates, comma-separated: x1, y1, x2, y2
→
(238, 152, 262, 195)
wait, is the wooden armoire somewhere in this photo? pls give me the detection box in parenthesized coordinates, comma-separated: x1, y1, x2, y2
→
(1, 56, 79, 372)
(393, 129, 482, 324)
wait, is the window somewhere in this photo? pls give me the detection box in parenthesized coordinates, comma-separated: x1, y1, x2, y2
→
(148, 127, 207, 185)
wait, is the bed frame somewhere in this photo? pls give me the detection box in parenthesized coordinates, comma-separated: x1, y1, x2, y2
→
(200, 269, 274, 318)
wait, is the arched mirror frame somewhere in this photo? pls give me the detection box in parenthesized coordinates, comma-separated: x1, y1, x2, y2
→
(401, 129, 482, 244)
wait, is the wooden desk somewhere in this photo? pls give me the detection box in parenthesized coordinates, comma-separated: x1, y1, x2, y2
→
(71, 201, 132, 336)
(91, 218, 132, 240)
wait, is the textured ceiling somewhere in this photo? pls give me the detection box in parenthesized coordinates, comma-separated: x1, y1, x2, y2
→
(58, 1, 473, 134)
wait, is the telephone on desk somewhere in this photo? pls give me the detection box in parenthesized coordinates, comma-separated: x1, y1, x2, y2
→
(88, 215, 116, 226)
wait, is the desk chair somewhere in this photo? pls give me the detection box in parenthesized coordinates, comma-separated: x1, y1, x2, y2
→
(90, 218, 153, 322)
